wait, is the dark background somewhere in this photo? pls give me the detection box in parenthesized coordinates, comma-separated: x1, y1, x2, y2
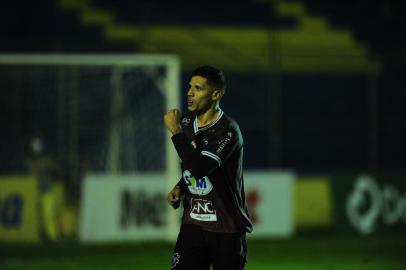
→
(1, 0, 405, 176)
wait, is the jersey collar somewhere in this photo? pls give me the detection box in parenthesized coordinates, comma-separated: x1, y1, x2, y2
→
(193, 110, 224, 134)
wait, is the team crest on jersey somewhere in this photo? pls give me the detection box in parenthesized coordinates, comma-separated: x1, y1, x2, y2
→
(183, 170, 213, 195)
(171, 253, 180, 269)
(191, 140, 197, 149)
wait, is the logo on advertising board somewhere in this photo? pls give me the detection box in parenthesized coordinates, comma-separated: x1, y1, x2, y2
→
(0, 194, 23, 228)
(190, 198, 217, 222)
(183, 170, 213, 195)
(121, 190, 165, 228)
(346, 175, 406, 235)
(0, 176, 40, 243)
(246, 190, 260, 223)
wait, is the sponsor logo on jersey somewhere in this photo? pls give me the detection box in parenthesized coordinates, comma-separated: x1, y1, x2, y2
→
(182, 117, 191, 126)
(190, 198, 217, 222)
(183, 170, 213, 195)
(216, 137, 231, 153)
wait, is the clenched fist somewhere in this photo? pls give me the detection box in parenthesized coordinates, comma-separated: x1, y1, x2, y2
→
(167, 185, 183, 209)
(164, 109, 182, 135)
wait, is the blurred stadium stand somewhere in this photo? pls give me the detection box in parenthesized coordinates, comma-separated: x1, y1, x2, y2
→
(92, 0, 288, 26)
(1, 1, 405, 57)
(1, 0, 405, 175)
(0, 0, 134, 52)
(305, 2, 406, 63)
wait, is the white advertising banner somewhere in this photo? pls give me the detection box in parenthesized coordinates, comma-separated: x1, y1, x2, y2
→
(79, 174, 168, 243)
(79, 171, 295, 242)
(244, 171, 296, 238)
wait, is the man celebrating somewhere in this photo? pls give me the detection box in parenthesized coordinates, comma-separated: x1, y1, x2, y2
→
(164, 66, 252, 270)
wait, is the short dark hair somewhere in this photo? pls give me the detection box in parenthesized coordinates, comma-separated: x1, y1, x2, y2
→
(191, 65, 226, 93)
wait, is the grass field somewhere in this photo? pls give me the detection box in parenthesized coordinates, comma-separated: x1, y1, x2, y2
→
(1, 234, 405, 270)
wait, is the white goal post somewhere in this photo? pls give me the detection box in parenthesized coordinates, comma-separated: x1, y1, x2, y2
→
(0, 54, 181, 241)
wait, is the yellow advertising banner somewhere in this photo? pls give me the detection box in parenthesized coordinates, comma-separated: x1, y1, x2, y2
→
(294, 177, 333, 229)
(0, 176, 40, 243)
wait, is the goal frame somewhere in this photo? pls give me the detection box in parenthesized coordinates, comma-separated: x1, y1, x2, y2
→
(0, 53, 181, 240)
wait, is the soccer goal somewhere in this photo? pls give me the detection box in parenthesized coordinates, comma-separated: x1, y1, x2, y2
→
(0, 54, 181, 241)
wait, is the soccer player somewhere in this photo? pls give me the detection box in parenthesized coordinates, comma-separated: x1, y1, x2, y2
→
(164, 66, 253, 270)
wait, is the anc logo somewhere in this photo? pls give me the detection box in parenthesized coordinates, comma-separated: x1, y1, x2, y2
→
(183, 170, 213, 195)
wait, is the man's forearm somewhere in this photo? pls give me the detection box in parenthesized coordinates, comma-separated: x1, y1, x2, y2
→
(172, 133, 218, 179)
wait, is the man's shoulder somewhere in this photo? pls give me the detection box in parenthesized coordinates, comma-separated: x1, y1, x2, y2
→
(221, 113, 241, 133)
(218, 113, 243, 145)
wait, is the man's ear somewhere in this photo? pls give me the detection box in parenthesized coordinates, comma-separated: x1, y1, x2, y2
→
(212, 89, 223, 101)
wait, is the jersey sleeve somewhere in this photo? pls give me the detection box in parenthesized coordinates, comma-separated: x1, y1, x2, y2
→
(171, 122, 242, 180)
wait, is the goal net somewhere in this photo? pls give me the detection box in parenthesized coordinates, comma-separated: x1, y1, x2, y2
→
(0, 54, 181, 241)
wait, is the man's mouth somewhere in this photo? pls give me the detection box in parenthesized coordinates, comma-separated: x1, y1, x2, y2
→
(187, 99, 194, 106)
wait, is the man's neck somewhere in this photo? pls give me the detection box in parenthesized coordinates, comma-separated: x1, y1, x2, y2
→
(197, 106, 221, 128)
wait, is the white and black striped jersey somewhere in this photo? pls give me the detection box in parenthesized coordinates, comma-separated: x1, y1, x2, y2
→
(172, 110, 253, 233)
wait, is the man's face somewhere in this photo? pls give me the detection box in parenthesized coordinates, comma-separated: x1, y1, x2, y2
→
(187, 75, 215, 113)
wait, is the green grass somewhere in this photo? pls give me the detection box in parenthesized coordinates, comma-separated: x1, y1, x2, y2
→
(1, 234, 405, 270)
